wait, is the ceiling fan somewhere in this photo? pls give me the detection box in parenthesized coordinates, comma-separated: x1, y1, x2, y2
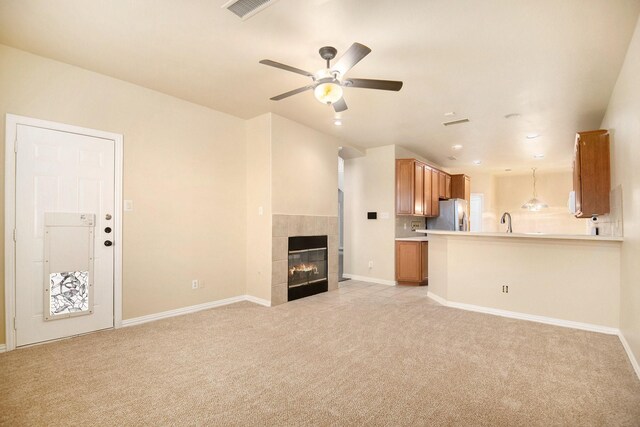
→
(259, 42, 403, 112)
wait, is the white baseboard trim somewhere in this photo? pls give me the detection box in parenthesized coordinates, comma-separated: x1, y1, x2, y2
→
(426, 291, 448, 306)
(342, 274, 396, 286)
(426, 291, 619, 336)
(244, 295, 271, 307)
(0, 344, 6, 353)
(619, 332, 640, 380)
(122, 295, 268, 328)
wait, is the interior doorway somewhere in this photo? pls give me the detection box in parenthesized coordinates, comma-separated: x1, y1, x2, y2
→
(338, 156, 347, 281)
(470, 193, 484, 232)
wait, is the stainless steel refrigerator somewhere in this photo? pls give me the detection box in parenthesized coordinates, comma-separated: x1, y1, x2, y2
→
(426, 199, 469, 231)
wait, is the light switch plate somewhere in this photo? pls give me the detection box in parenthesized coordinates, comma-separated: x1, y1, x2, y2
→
(124, 200, 134, 211)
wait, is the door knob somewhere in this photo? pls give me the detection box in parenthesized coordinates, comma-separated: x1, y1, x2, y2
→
(104, 227, 112, 233)
(104, 240, 113, 247)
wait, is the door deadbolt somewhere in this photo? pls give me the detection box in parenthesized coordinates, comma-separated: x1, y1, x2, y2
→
(104, 240, 113, 247)
(105, 214, 112, 220)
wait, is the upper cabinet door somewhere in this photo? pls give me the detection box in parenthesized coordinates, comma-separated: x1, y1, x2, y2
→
(423, 166, 432, 216)
(431, 169, 440, 216)
(573, 130, 610, 217)
(450, 174, 471, 201)
(414, 162, 425, 216)
(396, 159, 415, 215)
(438, 171, 447, 199)
(445, 174, 452, 199)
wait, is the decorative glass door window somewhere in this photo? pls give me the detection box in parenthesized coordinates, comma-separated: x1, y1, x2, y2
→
(49, 271, 90, 316)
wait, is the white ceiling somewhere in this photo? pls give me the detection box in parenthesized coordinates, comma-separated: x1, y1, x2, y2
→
(1, 0, 639, 172)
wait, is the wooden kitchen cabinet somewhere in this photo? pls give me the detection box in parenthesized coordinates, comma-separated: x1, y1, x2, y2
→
(423, 165, 433, 216)
(573, 130, 610, 217)
(414, 162, 425, 216)
(451, 174, 470, 201)
(396, 159, 438, 217)
(438, 171, 452, 200)
(395, 241, 428, 286)
(431, 168, 440, 217)
(445, 174, 452, 199)
(396, 159, 414, 215)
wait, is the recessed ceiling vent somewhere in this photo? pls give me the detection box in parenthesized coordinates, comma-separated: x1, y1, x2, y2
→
(442, 118, 470, 126)
(223, 0, 277, 20)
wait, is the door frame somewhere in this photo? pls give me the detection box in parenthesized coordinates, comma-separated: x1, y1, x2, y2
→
(4, 114, 124, 351)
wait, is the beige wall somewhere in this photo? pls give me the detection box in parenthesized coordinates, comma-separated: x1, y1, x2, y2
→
(245, 114, 272, 302)
(245, 113, 341, 304)
(344, 145, 396, 282)
(429, 235, 621, 328)
(271, 114, 339, 216)
(601, 14, 640, 371)
(0, 45, 248, 342)
(494, 171, 587, 235)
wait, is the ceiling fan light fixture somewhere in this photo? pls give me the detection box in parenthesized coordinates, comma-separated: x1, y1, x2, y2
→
(314, 82, 343, 105)
(261, 42, 402, 111)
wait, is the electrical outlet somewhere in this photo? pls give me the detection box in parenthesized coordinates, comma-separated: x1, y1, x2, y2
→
(192, 279, 199, 289)
(501, 285, 509, 293)
(368, 260, 373, 269)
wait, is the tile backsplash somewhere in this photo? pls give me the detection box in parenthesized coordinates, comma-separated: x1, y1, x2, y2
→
(395, 216, 426, 238)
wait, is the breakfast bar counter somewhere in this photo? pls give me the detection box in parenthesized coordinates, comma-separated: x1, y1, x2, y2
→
(416, 230, 622, 333)
(415, 229, 623, 242)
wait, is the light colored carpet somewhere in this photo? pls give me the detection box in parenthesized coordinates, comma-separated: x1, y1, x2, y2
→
(1, 281, 639, 426)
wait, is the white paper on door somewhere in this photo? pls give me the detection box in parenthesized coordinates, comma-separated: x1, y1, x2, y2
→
(43, 213, 95, 321)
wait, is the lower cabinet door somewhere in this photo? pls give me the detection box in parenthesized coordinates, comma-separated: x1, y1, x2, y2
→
(421, 242, 429, 282)
(395, 241, 422, 283)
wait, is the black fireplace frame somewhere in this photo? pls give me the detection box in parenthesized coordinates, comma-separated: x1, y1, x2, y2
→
(288, 235, 328, 301)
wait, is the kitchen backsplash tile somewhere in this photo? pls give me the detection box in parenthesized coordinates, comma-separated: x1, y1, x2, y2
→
(395, 216, 425, 238)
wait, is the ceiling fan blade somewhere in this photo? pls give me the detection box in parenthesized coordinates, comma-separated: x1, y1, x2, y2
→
(259, 60, 314, 77)
(270, 84, 316, 101)
(333, 98, 348, 112)
(333, 43, 371, 76)
(344, 78, 403, 91)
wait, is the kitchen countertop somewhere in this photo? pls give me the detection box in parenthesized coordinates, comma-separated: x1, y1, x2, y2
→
(414, 229, 623, 242)
(395, 236, 430, 242)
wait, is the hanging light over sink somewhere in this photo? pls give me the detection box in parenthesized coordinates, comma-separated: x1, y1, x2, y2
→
(522, 168, 548, 211)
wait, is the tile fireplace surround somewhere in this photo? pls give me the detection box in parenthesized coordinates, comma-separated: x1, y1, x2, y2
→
(272, 215, 339, 306)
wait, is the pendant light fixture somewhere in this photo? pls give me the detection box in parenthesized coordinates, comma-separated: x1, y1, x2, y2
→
(521, 168, 548, 211)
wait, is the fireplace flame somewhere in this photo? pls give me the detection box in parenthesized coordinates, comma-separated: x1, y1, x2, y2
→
(289, 263, 319, 277)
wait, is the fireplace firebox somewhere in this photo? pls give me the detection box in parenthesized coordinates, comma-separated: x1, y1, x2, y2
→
(288, 235, 328, 301)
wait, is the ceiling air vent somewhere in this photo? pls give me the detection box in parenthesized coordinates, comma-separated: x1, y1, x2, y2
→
(442, 118, 470, 126)
(223, 0, 277, 20)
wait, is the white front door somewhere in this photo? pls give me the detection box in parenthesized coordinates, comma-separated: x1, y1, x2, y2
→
(15, 124, 115, 346)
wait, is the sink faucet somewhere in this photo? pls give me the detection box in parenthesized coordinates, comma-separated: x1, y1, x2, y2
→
(500, 212, 513, 233)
